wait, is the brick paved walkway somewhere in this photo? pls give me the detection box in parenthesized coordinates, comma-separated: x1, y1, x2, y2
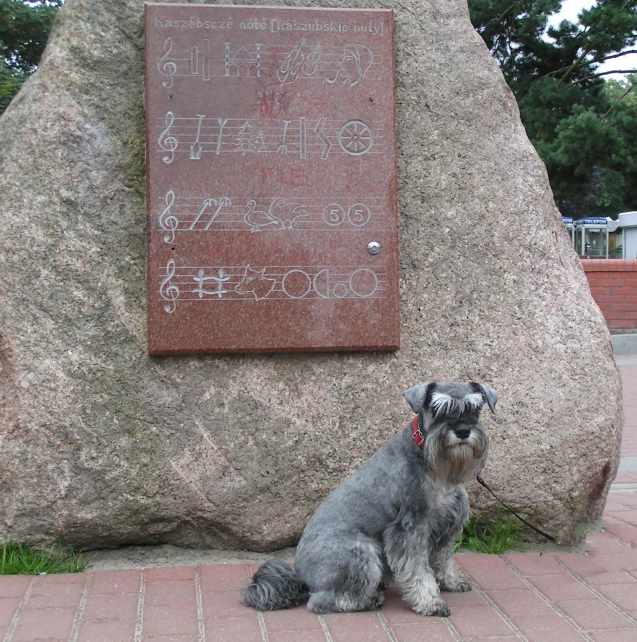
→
(1, 356, 636, 642)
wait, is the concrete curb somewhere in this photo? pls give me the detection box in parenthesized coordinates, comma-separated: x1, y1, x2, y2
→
(611, 333, 637, 355)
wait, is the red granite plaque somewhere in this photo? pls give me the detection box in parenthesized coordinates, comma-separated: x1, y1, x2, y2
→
(145, 3, 399, 354)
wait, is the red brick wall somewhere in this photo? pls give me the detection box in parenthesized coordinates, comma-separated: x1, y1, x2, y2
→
(581, 259, 637, 331)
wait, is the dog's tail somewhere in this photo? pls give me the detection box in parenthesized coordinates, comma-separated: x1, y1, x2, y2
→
(243, 559, 309, 611)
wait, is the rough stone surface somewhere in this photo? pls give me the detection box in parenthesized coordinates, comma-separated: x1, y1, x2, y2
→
(0, 0, 622, 550)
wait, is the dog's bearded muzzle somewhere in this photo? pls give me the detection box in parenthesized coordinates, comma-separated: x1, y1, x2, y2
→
(425, 424, 489, 484)
(444, 426, 484, 451)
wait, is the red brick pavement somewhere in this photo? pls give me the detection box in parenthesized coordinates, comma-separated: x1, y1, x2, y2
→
(1, 357, 636, 641)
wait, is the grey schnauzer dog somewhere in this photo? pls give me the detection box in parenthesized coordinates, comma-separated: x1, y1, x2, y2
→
(243, 381, 496, 617)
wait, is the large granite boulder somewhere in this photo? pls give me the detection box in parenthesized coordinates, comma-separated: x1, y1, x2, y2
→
(0, 0, 622, 550)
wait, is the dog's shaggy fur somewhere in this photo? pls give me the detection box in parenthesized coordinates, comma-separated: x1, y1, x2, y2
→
(243, 381, 496, 617)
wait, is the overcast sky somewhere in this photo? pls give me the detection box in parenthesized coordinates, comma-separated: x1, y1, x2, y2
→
(549, 0, 637, 78)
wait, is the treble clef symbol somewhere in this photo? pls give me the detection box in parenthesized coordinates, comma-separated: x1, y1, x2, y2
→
(278, 38, 307, 86)
(159, 190, 178, 243)
(158, 111, 178, 164)
(160, 259, 180, 314)
(158, 37, 177, 88)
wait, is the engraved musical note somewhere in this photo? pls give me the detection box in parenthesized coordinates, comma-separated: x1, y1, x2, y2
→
(269, 197, 310, 230)
(216, 118, 228, 155)
(204, 197, 231, 231)
(160, 259, 179, 313)
(299, 117, 307, 160)
(277, 120, 291, 155)
(191, 45, 198, 75)
(338, 120, 373, 155)
(193, 268, 230, 298)
(159, 190, 178, 243)
(202, 39, 210, 81)
(302, 44, 321, 77)
(190, 114, 205, 160)
(235, 265, 277, 300)
(235, 121, 255, 155)
(188, 197, 232, 230)
(322, 203, 346, 226)
(244, 198, 309, 232)
(253, 129, 267, 152)
(226, 43, 262, 77)
(158, 111, 178, 164)
(347, 203, 371, 226)
(315, 117, 332, 160)
(278, 39, 307, 86)
(158, 37, 177, 88)
(244, 200, 275, 232)
(189, 198, 215, 230)
(326, 45, 374, 87)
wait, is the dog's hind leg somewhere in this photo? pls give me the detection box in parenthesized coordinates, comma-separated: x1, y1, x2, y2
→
(307, 578, 386, 614)
(308, 587, 383, 614)
(305, 539, 385, 614)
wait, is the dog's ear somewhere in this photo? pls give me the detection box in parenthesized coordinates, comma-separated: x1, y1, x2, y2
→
(402, 382, 434, 414)
(474, 383, 497, 413)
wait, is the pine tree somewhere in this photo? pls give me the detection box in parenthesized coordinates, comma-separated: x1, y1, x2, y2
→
(469, 0, 637, 217)
(235, 121, 255, 155)
(0, 0, 63, 113)
(253, 129, 267, 152)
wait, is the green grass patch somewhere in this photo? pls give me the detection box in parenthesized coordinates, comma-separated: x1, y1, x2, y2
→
(455, 510, 521, 554)
(0, 542, 86, 575)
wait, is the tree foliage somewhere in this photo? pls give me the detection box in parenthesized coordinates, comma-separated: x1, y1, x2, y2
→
(469, 0, 637, 217)
(0, 0, 62, 113)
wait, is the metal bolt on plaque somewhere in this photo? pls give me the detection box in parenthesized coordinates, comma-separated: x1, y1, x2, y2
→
(367, 242, 381, 255)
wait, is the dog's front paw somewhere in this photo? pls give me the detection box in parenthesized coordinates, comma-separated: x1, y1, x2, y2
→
(438, 577, 472, 593)
(413, 597, 451, 617)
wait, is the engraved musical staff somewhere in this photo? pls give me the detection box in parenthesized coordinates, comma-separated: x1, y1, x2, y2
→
(152, 40, 382, 87)
(155, 115, 384, 160)
(159, 261, 388, 311)
(155, 193, 384, 238)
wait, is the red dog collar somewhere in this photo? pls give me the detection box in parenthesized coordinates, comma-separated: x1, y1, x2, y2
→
(412, 415, 425, 449)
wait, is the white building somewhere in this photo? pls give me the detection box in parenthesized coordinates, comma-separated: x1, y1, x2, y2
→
(612, 212, 637, 260)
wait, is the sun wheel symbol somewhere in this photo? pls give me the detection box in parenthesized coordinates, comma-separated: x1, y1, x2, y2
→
(338, 120, 373, 155)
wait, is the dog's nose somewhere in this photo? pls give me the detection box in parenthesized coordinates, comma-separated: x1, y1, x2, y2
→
(454, 427, 471, 440)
